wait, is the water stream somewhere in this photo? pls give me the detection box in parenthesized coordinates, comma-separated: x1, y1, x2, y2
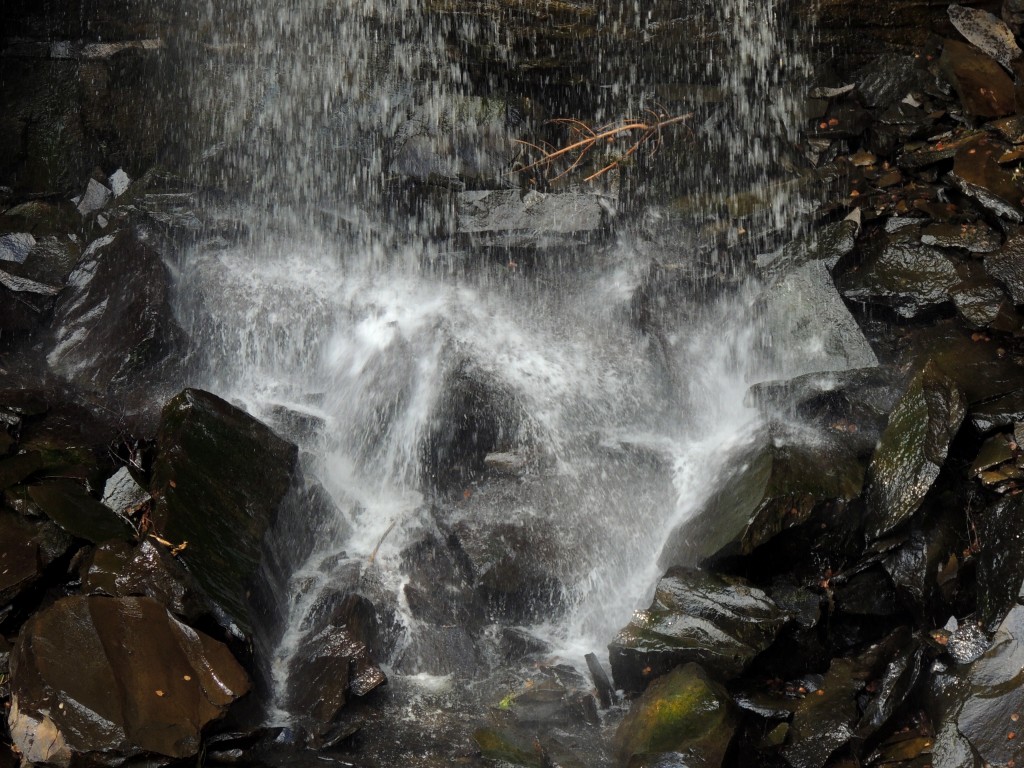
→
(170, 0, 813, 757)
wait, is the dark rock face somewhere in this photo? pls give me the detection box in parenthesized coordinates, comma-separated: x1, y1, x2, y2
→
(608, 567, 788, 692)
(448, 514, 565, 623)
(28, 479, 136, 543)
(986, 232, 1024, 304)
(47, 231, 182, 396)
(0, 509, 72, 610)
(940, 38, 1016, 118)
(7, 595, 250, 765)
(150, 389, 298, 634)
(864, 362, 965, 541)
(975, 494, 1024, 627)
(931, 604, 1024, 766)
(422, 364, 525, 492)
(781, 657, 861, 768)
(949, 136, 1024, 220)
(284, 622, 387, 740)
(838, 239, 961, 318)
(81, 539, 207, 623)
(662, 433, 865, 567)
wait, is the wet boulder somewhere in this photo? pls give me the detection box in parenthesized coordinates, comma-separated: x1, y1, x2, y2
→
(754, 220, 878, 377)
(395, 625, 486, 677)
(47, 230, 182, 396)
(608, 567, 788, 692)
(951, 279, 1020, 332)
(975, 494, 1024, 628)
(985, 231, 1024, 305)
(661, 431, 866, 566)
(920, 221, 1000, 254)
(400, 532, 484, 629)
(940, 38, 1016, 118)
(284, 620, 387, 741)
(27, 478, 136, 544)
(423, 364, 525, 492)
(150, 389, 298, 634)
(948, 136, 1024, 222)
(81, 539, 206, 623)
(493, 666, 600, 728)
(449, 513, 565, 623)
(613, 663, 737, 768)
(838, 238, 961, 318)
(7, 595, 250, 765)
(931, 604, 1024, 767)
(755, 259, 879, 378)
(747, 367, 900, 450)
(864, 362, 965, 541)
(781, 657, 862, 768)
(0, 508, 72, 611)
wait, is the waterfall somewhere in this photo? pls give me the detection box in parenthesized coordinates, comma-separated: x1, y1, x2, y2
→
(169, 0, 814, 746)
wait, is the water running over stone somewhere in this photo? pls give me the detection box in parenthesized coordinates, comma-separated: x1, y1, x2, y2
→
(170, 0, 816, 746)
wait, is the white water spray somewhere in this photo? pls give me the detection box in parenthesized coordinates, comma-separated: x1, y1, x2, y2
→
(171, 0, 814, 738)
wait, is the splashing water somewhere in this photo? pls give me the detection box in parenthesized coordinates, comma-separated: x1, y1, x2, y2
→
(169, 0, 814, 741)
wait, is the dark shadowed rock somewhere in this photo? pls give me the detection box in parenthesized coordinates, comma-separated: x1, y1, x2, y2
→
(782, 657, 861, 768)
(864, 362, 965, 541)
(975, 494, 1024, 628)
(400, 532, 484, 629)
(609, 567, 787, 692)
(28, 478, 136, 543)
(0, 508, 72, 608)
(948, 137, 1024, 222)
(662, 432, 865, 566)
(856, 636, 924, 740)
(614, 663, 736, 768)
(985, 232, 1024, 304)
(940, 38, 1016, 118)
(285, 622, 386, 740)
(921, 221, 1000, 253)
(47, 231, 182, 395)
(447, 507, 566, 624)
(7, 595, 250, 765)
(935, 604, 1024, 766)
(838, 239, 961, 318)
(150, 389, 298, 634)
(81, 539, 206, 623)
(951, 279, 1019, 331)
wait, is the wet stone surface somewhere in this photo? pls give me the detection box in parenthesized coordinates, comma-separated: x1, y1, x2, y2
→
(609, 567, 788, 692)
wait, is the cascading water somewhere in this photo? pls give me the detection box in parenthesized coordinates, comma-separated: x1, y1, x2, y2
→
(169, 0, 816, 759)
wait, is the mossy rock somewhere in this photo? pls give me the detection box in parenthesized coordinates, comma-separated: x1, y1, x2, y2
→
(150, 389, 297, 634)
(613, 663, 736, 768)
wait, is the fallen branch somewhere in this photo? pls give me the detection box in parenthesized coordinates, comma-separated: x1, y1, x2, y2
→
(514, 110, 692, 183)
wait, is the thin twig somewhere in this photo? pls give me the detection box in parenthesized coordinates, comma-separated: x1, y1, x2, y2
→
(513, 112, 692, 182)
(369, 521, 396, 564)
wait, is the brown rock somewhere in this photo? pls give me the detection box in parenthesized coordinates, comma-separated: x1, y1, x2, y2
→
(8, 595, 250, 765)
(950, 136, 1024, 220)
(940, 38, 1016, 117)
